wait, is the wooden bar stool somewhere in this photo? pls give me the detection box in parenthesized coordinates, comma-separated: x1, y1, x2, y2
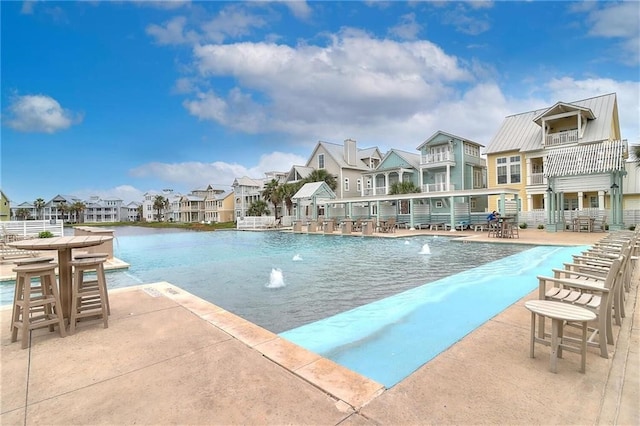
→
(8, 257, 56, 331)
(69, 257, 109, 333)
(73, 253, 110, 315)
(11, 262, 67, 349)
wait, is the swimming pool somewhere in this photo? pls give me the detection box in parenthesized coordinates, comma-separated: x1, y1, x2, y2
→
(87, 227, 531, 333)
(0, 228, 587, 387)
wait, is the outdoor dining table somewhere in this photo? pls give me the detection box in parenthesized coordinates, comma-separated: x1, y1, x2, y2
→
(573, 216, 595, 232)
(8, 235, 113, 320)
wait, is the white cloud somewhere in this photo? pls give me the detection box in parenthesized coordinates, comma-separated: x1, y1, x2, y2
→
(388, 13, 422, 40)
(583, 2, 640, 66)
(128, 152, 307, 192)
(146, 16, 198, 45)
(4, 94, 82, 133)
(283, 0, 312, 20)
(185, 32, 472, 141)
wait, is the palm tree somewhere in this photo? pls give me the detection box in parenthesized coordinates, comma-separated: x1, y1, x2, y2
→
(278, 182, 301, 216)
(304, 169, 337, 191)
(34, 198, 45, 220)
(262, 179, 282, 219)
(57, 202, 69, 222)
(247, 199, 270, 216)
(152, 195, 169, 221)
(71, 201, 87, 223)
(389, 181, 420, 195)
(136, 204, 143, 222)
(15, 208, 31, 220)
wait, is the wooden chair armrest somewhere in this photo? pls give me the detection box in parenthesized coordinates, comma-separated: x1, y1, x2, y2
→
(537, 275, 610, 293)
(551, 268, 607, 281)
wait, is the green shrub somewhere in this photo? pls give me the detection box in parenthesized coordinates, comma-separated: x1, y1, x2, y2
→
(38, 231, 54, 238)
(537, 224, 544, 230)
(519, 223, 527, 229)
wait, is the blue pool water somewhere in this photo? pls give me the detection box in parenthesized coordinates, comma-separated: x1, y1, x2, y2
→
(0, 228, 587, 387)
(281, 244, 587, 387)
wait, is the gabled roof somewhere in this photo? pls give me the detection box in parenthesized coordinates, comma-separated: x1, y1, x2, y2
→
(232, 176, 263, 187)
(486, 93, 618, 154)
(375, 149, 421, 172)
(286, 165, 314, 182)
(545, 140, 628, 177)
(308, 141, 379, 171)
(292, 182, 336, 200)
(417, 130, 484, 150)
(532, 102, 595, 125)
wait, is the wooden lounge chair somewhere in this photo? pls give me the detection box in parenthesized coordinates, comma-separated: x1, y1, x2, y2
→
(1, 248, 40, 261)
(536, 254, 624, 359)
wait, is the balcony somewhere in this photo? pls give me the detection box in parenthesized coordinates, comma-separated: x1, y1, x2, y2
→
(544, 129, 578, 147)
(421, 183, 455, 193)
(528, 172, 545, 186)
(421, 151, 455, 167)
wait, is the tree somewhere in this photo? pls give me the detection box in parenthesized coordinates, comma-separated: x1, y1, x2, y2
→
(57, 202, 68, 222)
(634, 145, 640, 168)
(136, 204, 143, 222)
(304, 169, 337, 191)
(389, 181, 420, 195)
(34, 198, 45, 220)
(278, 182, 301, 216)
(152, 195, 169, 221)
(70, 201, 87, 223)
(261, 179, 282, 219)
(247, 199, 270, 216)
(15, 208, 31, 220)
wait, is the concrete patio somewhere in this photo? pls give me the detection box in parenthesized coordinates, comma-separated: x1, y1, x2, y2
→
(1, 228, 638, 425)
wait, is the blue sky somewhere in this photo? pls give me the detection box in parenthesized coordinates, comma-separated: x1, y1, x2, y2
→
(2, 0, 639, 204)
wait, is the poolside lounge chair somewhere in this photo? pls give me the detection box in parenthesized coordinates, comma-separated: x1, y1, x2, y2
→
(1, 247, 40, 262)
(537, 254, 624, 359)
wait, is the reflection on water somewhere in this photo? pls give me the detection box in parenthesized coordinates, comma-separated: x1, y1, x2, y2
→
(2, 227, 530, 333)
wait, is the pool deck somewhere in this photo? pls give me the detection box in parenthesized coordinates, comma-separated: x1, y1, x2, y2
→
(1, 229, 638, 425)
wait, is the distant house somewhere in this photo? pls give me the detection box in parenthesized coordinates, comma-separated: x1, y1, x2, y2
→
(484, 92, 628, 229)
(142, 190, 175, 222)
(1, 191, 11, 221)
(125, 201, 142, 222)
(232, 176, 265, 219)
(84, 196, 125, 223)
(44, 194, 84, 223)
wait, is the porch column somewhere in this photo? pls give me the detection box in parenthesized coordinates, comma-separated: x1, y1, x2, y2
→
(409, 198, 415, 230)
(577, 191, 584, 210)
(384, 173, 389, 194)
(598, 190, 605, 210)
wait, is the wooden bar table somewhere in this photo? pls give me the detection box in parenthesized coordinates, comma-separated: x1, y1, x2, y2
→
(8, 236, 113, 320)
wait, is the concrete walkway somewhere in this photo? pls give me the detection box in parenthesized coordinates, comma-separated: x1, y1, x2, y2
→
(1, 229, 638, 425)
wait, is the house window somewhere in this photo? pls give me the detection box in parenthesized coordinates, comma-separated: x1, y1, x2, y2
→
(366, 179, 372, 189)
(357, 179, 362, 192)
(435, 201, 443, 208)
(344, 178, 349, 192)
(589, 196, 598, 208)
(464, 143, 479, 157)
(318, 154, 325, 169)
(496, 156, 521, 184)
(470, 199, 477, 209)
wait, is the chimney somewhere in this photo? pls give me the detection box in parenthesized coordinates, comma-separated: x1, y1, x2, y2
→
(344, 139, 357, 166)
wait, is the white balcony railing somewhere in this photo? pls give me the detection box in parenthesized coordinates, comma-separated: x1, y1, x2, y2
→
(421, 183, 455, 193)
(545, 129, 578, 147)
(421, 151, 455, 164)
(529, 172, 545, 185)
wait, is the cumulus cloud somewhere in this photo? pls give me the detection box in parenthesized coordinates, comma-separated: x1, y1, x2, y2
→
(4, 94, 83, 133)
(388, 13, 422, 40)
(184, 31, 472, 142)
(583, 2, 640, 66)
(129, 151, 307, 191)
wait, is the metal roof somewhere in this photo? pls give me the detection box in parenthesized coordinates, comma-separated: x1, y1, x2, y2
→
(545, 140, 628, 177)
(292, 182, 336, 200)
(485, 93, 617, 154)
